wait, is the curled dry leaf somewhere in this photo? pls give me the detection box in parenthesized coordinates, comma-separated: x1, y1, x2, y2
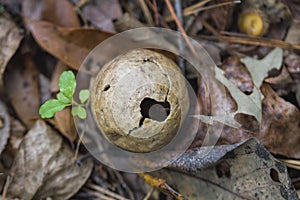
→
(6, 120, 93, 200)
(25, 19, 114, 70)
(0, 13, 23, 86)
(4, 52, 40, 128)
(22, 0, 80, 27)
(0, 101, 10, 155)
(152, 138, 298, 199)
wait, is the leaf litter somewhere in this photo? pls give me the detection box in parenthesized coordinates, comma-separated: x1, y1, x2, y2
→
(195, 48, 283, 129)
(6, 120, 93, 199)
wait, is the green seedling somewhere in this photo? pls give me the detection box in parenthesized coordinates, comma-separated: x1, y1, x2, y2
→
(39, 70, 90, 119)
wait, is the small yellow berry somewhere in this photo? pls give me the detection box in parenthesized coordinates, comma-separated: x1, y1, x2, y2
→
(238, 10, 268, 37)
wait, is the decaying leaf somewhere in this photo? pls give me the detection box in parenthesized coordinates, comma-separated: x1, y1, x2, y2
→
(151, 138, 298, 199)
(4, 52, 40, 128)
(0, 101, 10, 155)
(80, 0, 122, 32)
(259, 85, 300, 158)
(0, 13, 23, 86)
(22, 0, 80, 27)
(196, 48, 283, 129)
(54, 107, 77, 142)
(6, 120, 93, 199)
(25, 19, 113, 70)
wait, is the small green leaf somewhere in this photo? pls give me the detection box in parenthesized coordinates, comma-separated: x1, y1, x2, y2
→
(39, 99, 68, 118)
(57, 92, 71, 104)
(72, 106, 87, 119)
(59, 70, 76, 100)
(79, 89, 90, 104)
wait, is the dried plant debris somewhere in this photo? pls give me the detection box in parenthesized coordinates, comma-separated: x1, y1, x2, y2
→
(6, 120, 93, 200)
(0, 101, 10, 155)
(4, 52, 40, 128)
(0, 13, 23, 86)
(25, 19, 113, 70)
(22, 0, 80, 27)
(196, 48, 283, 129)
(152, 138, 298, 199)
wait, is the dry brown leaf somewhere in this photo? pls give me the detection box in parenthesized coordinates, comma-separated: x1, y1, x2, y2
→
(7, 120, 93, 199)
(152, 139, 298, 199)
(259, 84, 300, 158)
(22, 0, 80, 27)
(4, 52, 40, 128)
(54, 107, 77, 142)
(0, 13, 23, 86)
(80, 0, 122, 32)
(25, 19, 113, 70)
(0, 101, 10, 155)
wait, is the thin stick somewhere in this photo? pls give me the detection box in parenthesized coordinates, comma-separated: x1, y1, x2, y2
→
(145, 0, 170, 28)
(165, 0, 198, 59)
(143, 187, 154, 200)
(175, 0, 185, 74)
(88, 183, 131, 200)
(165, 0, 240, 22)
(139, 0, 154, 25)
(2, 176, 12, 200)
(85, 188, 116, 200)
(114, 171, 135, 200)
(184, 0, 212, 12)
(197, 34, 300, 51)
(152, 0, 159, 25)
(194, 15, 221, 37)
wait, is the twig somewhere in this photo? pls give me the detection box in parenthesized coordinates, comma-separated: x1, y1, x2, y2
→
(184, 0, 212, 12)
(139, 173, 186, 200)
(139, 0, 154, 25)
(194, 15, 221, 37)
(85, 188, 116, 200)
(2, 176, 12, 200)
(165, 0, 198, 59)
(73, 120, 86, 160)
(88, 183, 131, 200)
(152, 0, 159, 25)
(145, 0, 170, 28)
(75, 0, 89, 9)
(278, 159, 300, 170)
(143, 187, 154, 200)
(114, 171, 135, 200)
(196, 34, 300, 51)
(165, 0, 240, 22)
(174, 0, 185, 74)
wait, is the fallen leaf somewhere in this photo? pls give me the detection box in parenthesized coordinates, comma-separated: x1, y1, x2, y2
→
(25, 19, 113, 70)
(80, 0, 122, 32)
(259, 84, 300, 158)
(0, 13, 23, 86)
(285, 52, 300, 80)
(4, 52, 40, 128)
(22, 0, 80, 27)
(195, 48, 283, 129)
(7, 120, 93, 199)
(285, 20, 300, 45)
(0, 101, 10, 155)
(151, 138, 298, 199)
(50, 61, 69, 93)
(54, 107, 77, 142)
(39, 73, 51, 104)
